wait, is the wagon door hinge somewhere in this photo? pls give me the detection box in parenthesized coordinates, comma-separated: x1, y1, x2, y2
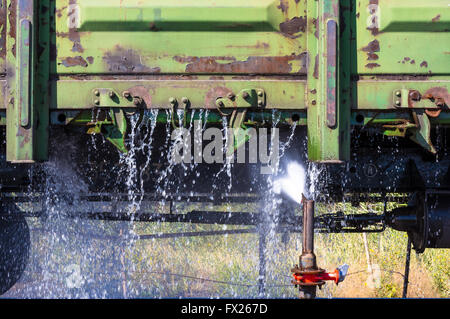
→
(392, 88, 445, 154)
(215, 89, 265, 156)
(87, 108, 128, 153)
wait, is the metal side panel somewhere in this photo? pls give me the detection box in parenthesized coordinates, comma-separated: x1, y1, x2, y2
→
(54, 0, 308, 75)
(356, 0, 450, 75)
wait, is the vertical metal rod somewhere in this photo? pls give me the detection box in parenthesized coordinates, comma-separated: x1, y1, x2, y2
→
(402, 237, 412, 298)
(303, 199, 315, 253)
(258, 230, 266, 297)
(299, 196, 317, 299)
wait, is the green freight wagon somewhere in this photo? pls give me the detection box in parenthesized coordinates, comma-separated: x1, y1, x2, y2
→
(0, 0, 449, 297)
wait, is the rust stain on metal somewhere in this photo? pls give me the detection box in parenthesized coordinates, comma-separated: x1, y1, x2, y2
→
(8, 0, 17, 57)
(60, 56, 88, 67)
(103, 45, 161, 73)
(311, 18, 319, 39)
(423, 87, 449, 106)
(407, 90, 421, 108)
(225, 42, 269, 49)
(67, 0, 83, 53)
(313, 54, 318, 79)
(277, 0, 289, 13)
(365, 63, 380, 69)
(205, 86, 233, 109)
(361, 39, 379, 61)
(0, 0, 6, 61)
(56, 5, 67, 18)
(425, 109, 442, 117)
(149, 22, 160, 31)
(174, 54, 307, 74)
(366, 0, 380, 36)
(127, 85, 152, 108)
(279, 16, 307, 35)
(362, 40, 380, 53)
(432, 14, 441, 22)
(420, 61, 428, 68)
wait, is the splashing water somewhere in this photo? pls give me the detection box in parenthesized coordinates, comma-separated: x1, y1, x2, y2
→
(2, 114, 319, 299)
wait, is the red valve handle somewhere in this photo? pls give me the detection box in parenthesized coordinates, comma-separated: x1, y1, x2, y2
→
(293, 268, 341, 285)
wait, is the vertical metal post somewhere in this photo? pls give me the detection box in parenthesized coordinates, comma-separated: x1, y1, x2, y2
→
(6, 0, 49, 162)
(258, 230, 266, 297)
(402, 237, 412, 298)
(306, 0, 350, 162)
(6, 0, 34, 162)
(299, 196, 318, 299)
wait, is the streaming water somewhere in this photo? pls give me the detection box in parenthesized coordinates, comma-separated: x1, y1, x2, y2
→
(1, 112, 323, 299)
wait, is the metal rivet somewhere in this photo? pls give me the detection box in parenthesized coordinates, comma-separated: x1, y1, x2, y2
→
(395, 90, 401, 97)
(94, 90, 100, 96)
(109, 91, 115, 98)
(181, 97, 189, 104)
(395, 100, 401, 106)
(257, 90, 263, 97)
(169, 97, 177, 104)
(258, 100, 263, 106)
(94, 99, 100, 105)
(123, 91, 131, 98)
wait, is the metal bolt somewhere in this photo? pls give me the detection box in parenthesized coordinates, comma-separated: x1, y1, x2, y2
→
(395, 90, 401, 97)
(123, 91, 131, 98)
(94, 90, 100, 96)
(395, 100, 401, 106)
(94, 99, 100, 105)
(181, 97, 189, 104)
(133, 98, 141, 106)
(169, 97, 177, 104)
(257, 90, 264, 97)
(242, 92, 249, 99)
(409, 90, 421, 101)
(258, 100, 263, 106)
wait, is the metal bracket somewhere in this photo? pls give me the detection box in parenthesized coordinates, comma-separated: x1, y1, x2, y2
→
(393, 89, 443, 109)
(87, 108, 128, 153)
(215, 88, 266, 108)
(92, 88, 142, 108)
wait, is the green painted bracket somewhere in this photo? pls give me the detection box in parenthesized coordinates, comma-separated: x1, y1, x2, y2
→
(409, 112, 437, 154)
(226, 109, 250, 157)
(87, 109, 128, 153)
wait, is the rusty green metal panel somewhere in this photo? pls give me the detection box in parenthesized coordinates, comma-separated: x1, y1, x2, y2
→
(0, 0, 449, 162)
(357, 0, 450, 74)
(55, 0, 307, 75)
(53, 77, 306, 110)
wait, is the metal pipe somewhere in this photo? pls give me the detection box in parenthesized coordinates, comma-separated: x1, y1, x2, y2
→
(303, 198, 315, 253)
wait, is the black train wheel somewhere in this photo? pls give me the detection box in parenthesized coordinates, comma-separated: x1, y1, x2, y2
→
(0, 213, 30, 295)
